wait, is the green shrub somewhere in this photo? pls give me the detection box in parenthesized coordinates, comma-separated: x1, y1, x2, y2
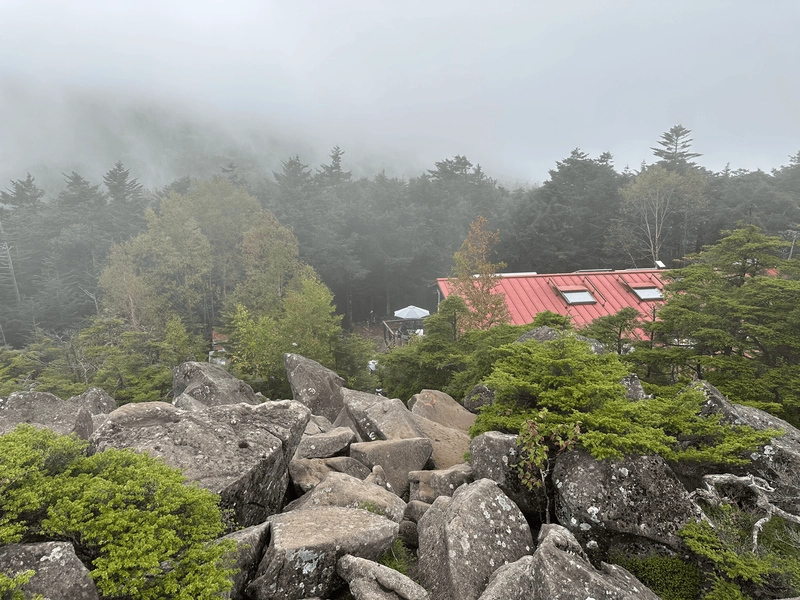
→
(680, 502, 800, 599)
(610, 553, 702, 600)
(378, 539, 415, 576)
(0, 425, 235, 600)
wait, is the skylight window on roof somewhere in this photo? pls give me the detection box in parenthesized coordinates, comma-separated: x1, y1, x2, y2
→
(561, 290, 596, 304)
(632, 287, 663, 301)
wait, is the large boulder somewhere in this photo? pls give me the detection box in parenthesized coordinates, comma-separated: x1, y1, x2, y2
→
(0, 390, 94, 439)
(463, 384, 494, 413)
(0, 542, 100, 600)
(553, 449, 697, 553)
(219, 521, 272, 600)
(68, 387, 117, 431)
(411, 415, 471, 469)
(337, 555, 429, 600)
(246, 507, 398, 600)
(340, 390, 424, 441)
(350, 438, 433, 496)
(289, 456, 371, 493)
(417, 478, 533, 600)
(515, 326, 606, 354)
(172, 361, 260, 410)
(285, 471, 407, 523)
(294, 426, 356, 459)
(409, 463, 473, 504)
(521, 524, 661, 600)
(408, 389, 476, 433)
(90, 400, 310, 526)
(469, 431, 547, 516)
(284, 353, 345, 422)
(695, 381, 800, 511)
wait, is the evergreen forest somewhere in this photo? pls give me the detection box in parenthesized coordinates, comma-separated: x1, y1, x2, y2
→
(1, 125, 799, 405)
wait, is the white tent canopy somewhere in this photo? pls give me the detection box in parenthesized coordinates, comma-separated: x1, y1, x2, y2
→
(393, 305, 430, 319)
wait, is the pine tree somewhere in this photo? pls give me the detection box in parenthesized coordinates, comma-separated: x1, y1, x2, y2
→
(651, 125, 702, 169)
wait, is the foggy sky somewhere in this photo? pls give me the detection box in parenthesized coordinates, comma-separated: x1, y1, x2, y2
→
(1, 1, 799, 189)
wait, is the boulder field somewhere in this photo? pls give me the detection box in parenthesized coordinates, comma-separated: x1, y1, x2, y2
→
(3, 353, 800, 599)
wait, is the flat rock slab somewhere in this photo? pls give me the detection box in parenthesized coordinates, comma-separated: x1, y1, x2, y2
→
(409, 463, 473, 504)
(417, 478, 533, 600)
(172, 361, 260, 410)
(337, 555, 429, 600)
(247, 506, 398, 600)
(289, 456, 371, 493)
(350, 438, 433, 497)
(553, 449, 696, 551)
(0, 391, 94, 439)
(90, 400, 310, 526)
(295, 426, 356, 459)
(286, 471, 407, 522)
(285, 353, 345, 423)
(525, 524, 660, 600)
(0, 542, 99, 600)
(470, 431, 546, 515)
(408, 389, 476, 433)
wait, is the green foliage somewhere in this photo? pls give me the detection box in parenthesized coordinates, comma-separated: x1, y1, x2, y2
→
(609, 553, 702, 600)
(471, 338, 776, 464)
(0, 570, 39, 600)
(515, 410, 580, 492)
(229, 267, 345, 398)
(0, 425, 234, 600)
(530, 310, 572, 330)
(379, 298, 526, 401)
(680, 503, 800, 599)
(641, 226, 800, 425)
(580, 307, 641, 354)
(703, 578, 749, 600)
(378, 539, 415, 576)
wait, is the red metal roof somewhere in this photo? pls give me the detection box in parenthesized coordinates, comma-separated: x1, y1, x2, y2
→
(436, 269, 666, 339)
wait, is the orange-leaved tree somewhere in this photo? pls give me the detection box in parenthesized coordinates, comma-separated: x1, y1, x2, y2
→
(449, 215, 511, 331)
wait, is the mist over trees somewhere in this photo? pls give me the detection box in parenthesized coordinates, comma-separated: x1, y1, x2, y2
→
(0, 125, 799, 399)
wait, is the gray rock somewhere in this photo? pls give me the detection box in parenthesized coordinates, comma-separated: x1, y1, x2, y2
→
(289, 456, 371, 493)
(409, 463, 473, 504)
(0, 390, 95, 439)
(247, 506, 398, 600)
(412, 415, 471, 469)
(695, 381, 800, 511)
(337, 554, 429, 600)
(403, 500, 432, 523)
(344, 391, 424, 441)
(621, 373, 648, 400)
(408, 389, 476, 433)
(417, 478, 533, 600)
(351, 438, 433, 496)
(285, 353, 345, 422)
(172, 361, 260, 409)
(219, 521, 271, 599)
(469, 431, 547, 515)
(0, 542, 99, 600)
(365, 464, 390, 489)
(331, 405, 365, 442)
(553, 449, 696, 552)
(286, 471, 407, 522)
(305, 414, 334, 435)
(295, 426, 357, 459)
(399, 520, 418, 548)
(525, 524, 660, 600)
(463, 384, 494, 413)
(515, 326, 606, 354)
(90, 400, 310, 526)
(68, 387, 117, 415)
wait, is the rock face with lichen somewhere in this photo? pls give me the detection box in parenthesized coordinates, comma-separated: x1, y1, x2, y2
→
(246, 506, 398, 600)
(417, 478, 534, 600)
(90, 400, 310, 526)
(553, 449, 697, 554)
(0, 542, 100, 600)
